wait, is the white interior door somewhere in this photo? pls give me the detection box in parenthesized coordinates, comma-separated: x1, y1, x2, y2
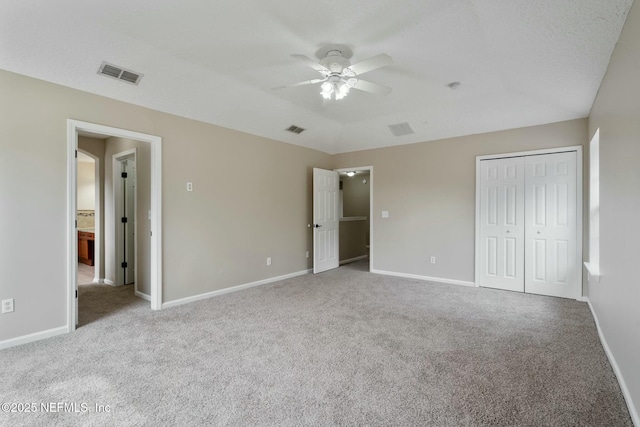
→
(313, 168, 339, 274)
(479, 157, 525, 292)
(524, 152, 578, 298)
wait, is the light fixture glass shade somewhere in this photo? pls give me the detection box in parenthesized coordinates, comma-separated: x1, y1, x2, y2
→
(319, 79, 352, 100)
(346, 171, 355, 177)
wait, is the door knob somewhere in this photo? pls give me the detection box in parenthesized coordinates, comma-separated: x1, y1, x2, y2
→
(314, 224, 322, 228)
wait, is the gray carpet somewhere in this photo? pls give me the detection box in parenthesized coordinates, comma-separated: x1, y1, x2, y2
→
(1, 261, 632, 426)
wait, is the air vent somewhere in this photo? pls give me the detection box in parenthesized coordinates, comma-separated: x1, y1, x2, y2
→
(97, 61, 143, 85)
(286, 125, 306, 134)
(388, 122, 415, 137)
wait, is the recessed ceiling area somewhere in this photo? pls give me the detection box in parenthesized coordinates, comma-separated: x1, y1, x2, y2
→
(0, 0, 633, 154)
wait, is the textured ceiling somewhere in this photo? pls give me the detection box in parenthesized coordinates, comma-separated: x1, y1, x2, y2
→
(0, 0, 633, 154)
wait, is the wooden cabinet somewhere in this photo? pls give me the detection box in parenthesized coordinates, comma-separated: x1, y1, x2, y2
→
(78, 231, 95, 266)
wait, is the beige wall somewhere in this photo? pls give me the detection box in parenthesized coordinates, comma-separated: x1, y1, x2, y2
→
(0, 69, 331, 342)
(77, 161, 95, 211)
(104, 137, 151, 293)
(587, 0, 640, 419)
(334, 119, 587, 282)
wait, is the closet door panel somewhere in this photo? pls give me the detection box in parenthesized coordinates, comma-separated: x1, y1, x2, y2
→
(524, 152, 578, 298)
(479, 157, 525, 292)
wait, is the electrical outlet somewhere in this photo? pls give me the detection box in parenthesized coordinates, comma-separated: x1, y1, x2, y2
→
(430, 256, 436, 264)
(306, 251, 309, 258)
(186, 182, 193, 192)
(266, 257, 272, 266)
(2, 299, 14, 313)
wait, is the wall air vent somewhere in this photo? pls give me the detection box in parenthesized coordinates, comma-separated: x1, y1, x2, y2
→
(388, 122, 415, 137)
(97, 61, 143, 85)
(286, 125, 306, 134)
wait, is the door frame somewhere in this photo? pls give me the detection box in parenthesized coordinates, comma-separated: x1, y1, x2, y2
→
(334, 166, 374, 272)
(474, 146, 583, 298)
(113, 149, 137, 289)
(67, 120, 163, 333)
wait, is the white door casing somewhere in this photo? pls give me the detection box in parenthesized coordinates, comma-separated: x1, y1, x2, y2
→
(524, 152, 578, 298)
(479, 157, 525, 292)
(313, 168, 339, 274)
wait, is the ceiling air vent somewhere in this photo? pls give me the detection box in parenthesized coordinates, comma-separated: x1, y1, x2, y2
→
(97, 61, 143, 85)
(286, 125, 306, 134)
(388, 122, 415, 137)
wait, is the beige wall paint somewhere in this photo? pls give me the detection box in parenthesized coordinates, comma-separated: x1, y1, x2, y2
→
(104, 137, 151, 293)
(587, 0, 640, 420)
(78, 136, 106, 279)
(77, 161, 95, 211)
(334, 119, 587, 282)
(0, 69, 331, 342)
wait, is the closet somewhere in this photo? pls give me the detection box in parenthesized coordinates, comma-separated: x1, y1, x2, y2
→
(477, 150, 580, 299)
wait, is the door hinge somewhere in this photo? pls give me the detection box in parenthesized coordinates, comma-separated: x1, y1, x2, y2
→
(121, 217, 128, 223)
(75, 220, 77, 228)
(122, 172, 128, 178)
(75, 290, 78, 298)
(121, 262, 128, 268)
(75, 150, 77, 158)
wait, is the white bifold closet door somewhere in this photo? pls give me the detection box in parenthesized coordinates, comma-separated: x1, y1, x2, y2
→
(479, 151, 578, 299)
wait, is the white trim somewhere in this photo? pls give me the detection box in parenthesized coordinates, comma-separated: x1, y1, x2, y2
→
(68, 119, 163, 336)
(583, 297, 640, 426)
(162, 269, 312, 309)
(474, 146, 583, 299)
(334, 166, 373, 272)
(135, 291, 151, 302)
(0, 326, 68, 350)
(340, 255, 368, 265)
(103, 279, 114, 286)
(584, 262, 601, 283)
(371, 269, 475, 287)
(339, 216, 367, 222)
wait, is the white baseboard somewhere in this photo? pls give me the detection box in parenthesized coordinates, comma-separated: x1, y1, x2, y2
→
(371, 269, 475, 287)
(584, 297, 639, 426)
(340, 255, 368, 265)
(135, 291, 151, 302)
(162, 269, 312, 309)
(104, 279, 114, 286)
(0, 326, 68, 350)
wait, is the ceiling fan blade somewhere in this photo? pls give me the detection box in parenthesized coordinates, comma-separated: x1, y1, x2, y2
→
(351, 79, 392, 96)
(290, 54, 330, 75)
(272, 78, 327, 90)
(347, 53, 393, 75)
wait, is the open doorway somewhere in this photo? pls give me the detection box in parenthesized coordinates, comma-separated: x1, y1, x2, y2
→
(77, 150, 99, 285)
(336, 167, 373, 272)
(67, 120, 163, 333)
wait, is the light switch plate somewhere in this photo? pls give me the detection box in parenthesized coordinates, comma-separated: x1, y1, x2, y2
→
(2, 299, 14, 313)
(382, 211, 389, 218)
(186, 182, 193, 192)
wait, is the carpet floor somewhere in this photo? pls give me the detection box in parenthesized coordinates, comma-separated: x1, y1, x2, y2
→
(1, 261, 633, 426)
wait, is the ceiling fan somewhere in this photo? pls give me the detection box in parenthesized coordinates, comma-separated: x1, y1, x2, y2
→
(274, 45, 393, 100)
